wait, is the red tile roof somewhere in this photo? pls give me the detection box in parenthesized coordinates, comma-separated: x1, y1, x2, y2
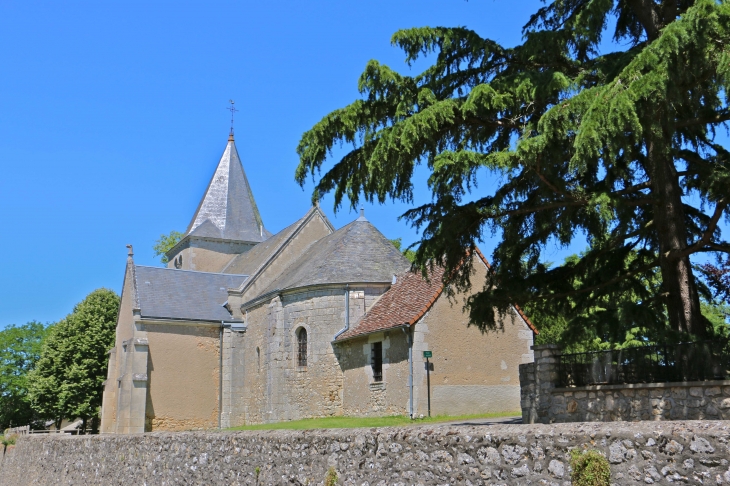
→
(334, 248, 537, 342)
(335, 265, 446, 341)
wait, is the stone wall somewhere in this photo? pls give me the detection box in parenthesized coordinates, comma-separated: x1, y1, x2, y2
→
(411, 254, 533, 417)
(3, 421, 730, 485)
(167, 236, 257, 273)
(233, 285, 389, 425)
(339, 330, 411, 417)
(520, 345, 730, 424)
(141, 323, 221, 432)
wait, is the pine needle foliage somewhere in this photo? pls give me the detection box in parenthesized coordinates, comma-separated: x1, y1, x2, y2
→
(296, 0, 730, 340)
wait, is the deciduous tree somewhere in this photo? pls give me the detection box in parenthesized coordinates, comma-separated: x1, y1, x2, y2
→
(390, 238, 417, 263)
(27, 289, 119, 433)
(153, 230, 183, 264)
(296, 0, 730, 340)
(0, 321, 50, 430)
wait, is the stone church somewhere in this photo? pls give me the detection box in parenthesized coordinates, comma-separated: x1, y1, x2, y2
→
(100, 134, 536, 433)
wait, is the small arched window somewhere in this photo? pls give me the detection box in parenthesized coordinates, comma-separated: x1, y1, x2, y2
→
(297, 328, 308, 367)
(256, 347, 260, 372)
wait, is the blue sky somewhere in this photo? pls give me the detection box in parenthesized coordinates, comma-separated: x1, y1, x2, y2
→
(0, 1, 726, 327)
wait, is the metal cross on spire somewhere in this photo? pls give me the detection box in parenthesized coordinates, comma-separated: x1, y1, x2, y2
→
(227, 99, 239, 140)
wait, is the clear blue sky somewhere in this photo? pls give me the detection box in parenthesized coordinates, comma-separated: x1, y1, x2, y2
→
(0, 1, 726, 328)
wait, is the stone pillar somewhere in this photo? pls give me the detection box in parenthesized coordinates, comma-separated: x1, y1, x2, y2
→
(518, 344, 561, 424)
(99, 346, 117, 434)
(115, 318, 149, 434)
(128, 336, 149, 433)
(518, 361, 537, 424)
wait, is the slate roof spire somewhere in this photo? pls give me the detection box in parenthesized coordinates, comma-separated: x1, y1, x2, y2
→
(185, 136, 271, 242)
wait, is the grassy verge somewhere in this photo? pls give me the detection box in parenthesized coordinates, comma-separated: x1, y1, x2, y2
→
(227, 411, 520, 431)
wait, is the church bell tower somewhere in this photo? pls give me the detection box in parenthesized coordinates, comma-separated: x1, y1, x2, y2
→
(166, 133, 271, 272)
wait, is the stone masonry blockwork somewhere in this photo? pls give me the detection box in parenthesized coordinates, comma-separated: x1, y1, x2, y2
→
(3, 422, 730, 485)
(520, 345, 730, 424)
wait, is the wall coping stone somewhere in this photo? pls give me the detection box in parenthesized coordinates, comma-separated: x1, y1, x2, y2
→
(553, 379, 730, 393)
(531, 344, 561, 351)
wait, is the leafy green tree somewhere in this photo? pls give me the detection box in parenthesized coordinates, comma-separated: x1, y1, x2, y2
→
(701, 300, 730, 334)
(296, 0, 730, 340)
(27, 289, 119, 433)
(390, 238, 417, 263)
(153, 230, 183, 264)
(0, 321, 50, 430)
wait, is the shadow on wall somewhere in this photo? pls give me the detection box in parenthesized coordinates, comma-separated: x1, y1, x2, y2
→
(145, 351, 155, 433)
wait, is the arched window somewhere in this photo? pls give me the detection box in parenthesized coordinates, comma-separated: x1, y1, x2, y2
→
(297, 328, 307, 367)
(256, 347, 260, 372)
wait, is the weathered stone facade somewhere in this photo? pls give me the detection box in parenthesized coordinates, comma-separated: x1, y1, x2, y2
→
(520, 345, 730, 424)
(168, 236, 258, 273)
(101, 136, 537, 433)
(228, 285, 390, 425)
(4, 421, 730, 485)
(340, 330, 412, 417)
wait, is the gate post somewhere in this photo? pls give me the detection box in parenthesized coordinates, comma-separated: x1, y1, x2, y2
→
(519, 344, 561, 424)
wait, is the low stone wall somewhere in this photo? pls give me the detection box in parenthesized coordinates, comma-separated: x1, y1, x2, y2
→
(551, 381, 730, 423)
(2, 421, 730, 485)
(519, 344, 730, 424)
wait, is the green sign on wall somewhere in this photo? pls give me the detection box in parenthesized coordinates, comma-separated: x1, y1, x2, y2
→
(423, 350, 432, 358)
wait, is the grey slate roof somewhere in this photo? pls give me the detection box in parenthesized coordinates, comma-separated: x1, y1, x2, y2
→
(186, 138, 272, 242)
(221, 215, 306, 275)
(255, 217, 411, 297)
(134, 265, 248, 322)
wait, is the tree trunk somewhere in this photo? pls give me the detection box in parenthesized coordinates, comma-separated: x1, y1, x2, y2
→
(648, 142, 707, 338)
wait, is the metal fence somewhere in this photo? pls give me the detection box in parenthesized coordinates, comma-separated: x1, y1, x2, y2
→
(558, 340, 730, 387)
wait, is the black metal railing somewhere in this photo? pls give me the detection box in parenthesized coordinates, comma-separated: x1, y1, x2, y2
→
(558, 340, 730, 387)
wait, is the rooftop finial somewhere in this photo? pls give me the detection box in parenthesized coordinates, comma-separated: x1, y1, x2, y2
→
(227, 99, 238, 141)
(360, 207, 364, 217)
(126, 244, 134, 261)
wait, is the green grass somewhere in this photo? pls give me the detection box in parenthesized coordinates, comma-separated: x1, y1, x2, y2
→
(226, 411, 520, 431)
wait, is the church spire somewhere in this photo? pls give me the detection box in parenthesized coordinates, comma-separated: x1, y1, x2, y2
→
(185, 135, 270, 243)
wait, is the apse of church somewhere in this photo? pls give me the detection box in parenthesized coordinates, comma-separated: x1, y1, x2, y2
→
(100, 135, 535, 433)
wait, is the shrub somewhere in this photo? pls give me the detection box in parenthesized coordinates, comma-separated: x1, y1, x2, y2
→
(570, 449, 610, 486)
(324, 466, 338, 486)
(2, 434, 18, 447)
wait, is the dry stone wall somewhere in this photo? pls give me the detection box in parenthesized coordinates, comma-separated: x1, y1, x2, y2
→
(3, 421, 730, 485)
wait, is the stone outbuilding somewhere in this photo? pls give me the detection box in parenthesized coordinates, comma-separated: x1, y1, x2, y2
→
(100, 134, 536, 433)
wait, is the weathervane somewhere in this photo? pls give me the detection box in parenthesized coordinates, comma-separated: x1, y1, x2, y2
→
(227, 99, 239, 140)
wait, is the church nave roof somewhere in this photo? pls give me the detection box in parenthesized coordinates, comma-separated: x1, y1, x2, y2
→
(133, 266, 248, 322)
